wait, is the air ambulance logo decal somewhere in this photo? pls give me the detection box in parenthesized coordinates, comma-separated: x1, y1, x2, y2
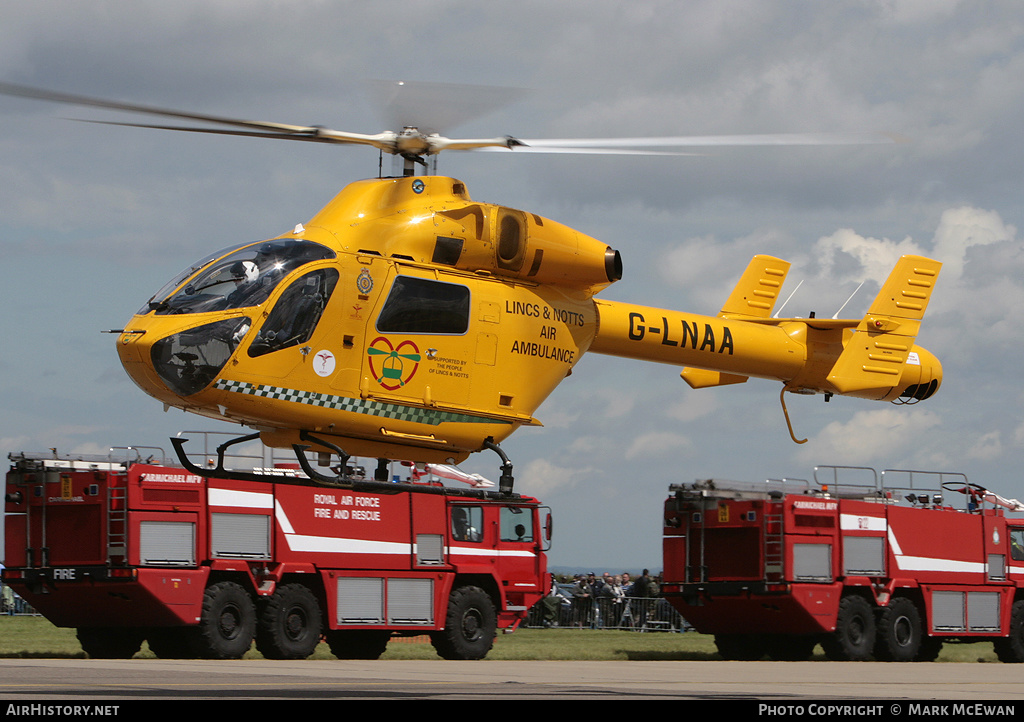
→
(356, 268, 374, 295)
(313, 350, 336, 377)
(367, 337, 421, 390)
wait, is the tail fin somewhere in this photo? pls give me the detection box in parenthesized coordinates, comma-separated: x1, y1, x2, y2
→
(681, 255, 791, 390)
(826, 255, 942, 397)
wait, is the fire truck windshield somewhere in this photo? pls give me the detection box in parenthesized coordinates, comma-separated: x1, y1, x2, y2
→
(146, 240, 336, 315)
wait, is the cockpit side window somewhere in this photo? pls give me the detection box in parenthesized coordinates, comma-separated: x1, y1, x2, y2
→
(248, 268, 339, 357)
(500, 505, 534, 542)
(152, 240, 335, 315)
(451, 505, 483, 543)
(376, 276, 470, 334)
(1011, 529, 1024, 562)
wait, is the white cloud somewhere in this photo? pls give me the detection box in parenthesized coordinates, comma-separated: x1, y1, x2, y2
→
(931, 206, 1016, 281)
(625, 431, 693, 460)
(878, 0, 964, 24)
(966, 431, 1002, 462)
(795, 407, 942, 466)
(515, 457, 595, 497)
(665, 392, 719, 423)
(813, 229, 925, 286)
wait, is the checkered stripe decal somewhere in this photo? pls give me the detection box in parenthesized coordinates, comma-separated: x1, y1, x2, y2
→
(214, 379, 505, 426)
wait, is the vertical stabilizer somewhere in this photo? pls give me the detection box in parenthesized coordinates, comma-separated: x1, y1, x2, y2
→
(718, 255, 791, 319)
(826, 256, 942, 396)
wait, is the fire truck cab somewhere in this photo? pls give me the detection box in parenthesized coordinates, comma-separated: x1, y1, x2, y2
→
(661, 466, 1024, 662)
(3, 448, 551, 661)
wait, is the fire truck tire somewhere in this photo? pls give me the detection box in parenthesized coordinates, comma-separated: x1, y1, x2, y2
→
(874, 597, 923, 662)
(76, 627, 145, 659)
(256, 583, 324, 660)
(714, 634, 767, 660)
(430, 585, 497, 660)
(196, 581, 257, 659)
(994, 599, 1024, 663)
(822, 595, 876, 661)
(324, 630, 391, 660)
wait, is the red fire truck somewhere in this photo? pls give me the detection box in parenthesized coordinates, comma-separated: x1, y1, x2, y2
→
(661, 466, 1024, 662)
(2, 446, 551, 661)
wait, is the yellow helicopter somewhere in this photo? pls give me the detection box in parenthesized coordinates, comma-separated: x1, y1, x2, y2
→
(0, 82, 942, 491)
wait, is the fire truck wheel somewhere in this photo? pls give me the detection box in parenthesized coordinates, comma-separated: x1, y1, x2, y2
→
(430, 585, 497, 660)
(76, 627, 145, 659)
(256, 583, 324, 660)
(994, 599, 1024, 663)
(714, 634, 767, 660)
(874, 597, 923, 662)
(822, 595, 876, 661)
(324, 630, 391, 659)
(197, 581, 257, 659)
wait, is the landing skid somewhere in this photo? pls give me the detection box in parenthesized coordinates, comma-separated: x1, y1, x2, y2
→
(170, 431, 518, 499)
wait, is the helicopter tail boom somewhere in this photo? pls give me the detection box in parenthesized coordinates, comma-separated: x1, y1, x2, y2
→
(590, 254, 942, 403)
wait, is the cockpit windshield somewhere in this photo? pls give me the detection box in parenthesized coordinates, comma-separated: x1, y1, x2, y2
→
(146, 240, 336, 315)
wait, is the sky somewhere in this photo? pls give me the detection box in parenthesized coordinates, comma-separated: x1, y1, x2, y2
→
(2, 0, 1023, 570)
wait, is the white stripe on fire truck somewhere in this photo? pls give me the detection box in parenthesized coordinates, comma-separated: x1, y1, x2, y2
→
(284, 533, 412, 555)
(839, 513, 887, 532)
(209, 487, 274, 510)
(838, 514, 989, 575)
(448, 545, 537, 558)
(273, 501, 535, 557)
(887, 527, 986, 574)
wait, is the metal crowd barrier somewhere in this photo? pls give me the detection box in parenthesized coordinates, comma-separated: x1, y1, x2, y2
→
(526, 595, 689, 631)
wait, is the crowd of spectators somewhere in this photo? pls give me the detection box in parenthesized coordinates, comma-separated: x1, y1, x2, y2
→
(536, 569, 684, 630)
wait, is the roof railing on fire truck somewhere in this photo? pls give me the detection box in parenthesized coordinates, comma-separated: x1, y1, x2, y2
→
(812, 465, 882, 500)
(8, 450, 129, 472)
(669, 476, 813, 501)
(108, 446, 166, 467)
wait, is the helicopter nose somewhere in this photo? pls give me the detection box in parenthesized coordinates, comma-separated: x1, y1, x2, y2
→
(145, 317, 251, 396)
(149, 317, 251, 396)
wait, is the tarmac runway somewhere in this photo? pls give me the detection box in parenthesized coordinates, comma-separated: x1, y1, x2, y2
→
(0, 658, 1022, 702)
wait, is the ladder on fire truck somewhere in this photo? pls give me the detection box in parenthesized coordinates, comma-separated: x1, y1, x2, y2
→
(106, 485, 127, 563)
(763, 506, 784, 583)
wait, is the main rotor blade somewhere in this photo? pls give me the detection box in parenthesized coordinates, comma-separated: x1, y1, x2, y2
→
(478, 145, 701, 156)
(0, 81, 317, 135)
(516, 131, 907, 150)
(1, 81, 905, 160)
(74, 118, 398, 150)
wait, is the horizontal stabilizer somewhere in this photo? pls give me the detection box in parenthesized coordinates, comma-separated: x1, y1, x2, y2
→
(681, 367, 749, 389)
(719, 255, 791, 319)
(826, 255, 942, 396)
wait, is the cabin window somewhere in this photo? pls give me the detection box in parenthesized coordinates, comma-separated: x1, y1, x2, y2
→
(500, 505, 534, 542)
(247, 268, 339, 357)
(451, 506, 482, 543)
(376, 276, 470, 335)
(1011, 529, 1024, 562)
